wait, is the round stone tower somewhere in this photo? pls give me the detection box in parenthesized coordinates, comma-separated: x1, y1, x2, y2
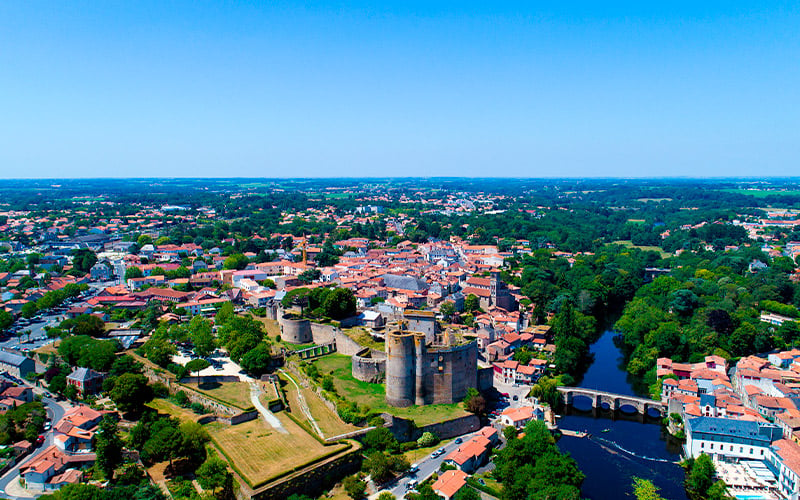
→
(385, 331, 420, 407)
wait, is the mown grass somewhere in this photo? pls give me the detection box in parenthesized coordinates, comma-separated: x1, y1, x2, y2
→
(206, 415, 347, 486)
(181, 381, 253, 410)
(312, 354, 468, 426)
(279, 372, 359, 438)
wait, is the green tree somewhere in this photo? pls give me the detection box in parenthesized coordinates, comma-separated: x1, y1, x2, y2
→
(223, 253, 249, 270)
(688, 453, 716, 495)
(464, 294, 481, 313)
(463, 387, 487, 416)
(439, 301, 455, 321)
(239, 343, 273, 376)
(632, 477, 665, 500)
(214, 302, 234, 326)
(0, 309, 12, 333)
(71, 249, 98, 274)
(21, 301, 38, 319)
(110, 373, 154, 415)
(417, 431, 438, 448)
(455, 488, 481, 500)
(363, 427, 398, 454)
(196, 456, 231, 492)
(95, 415, 124, 480)
(322, 287, 357, 319)
(124, 266, 144, 280)
(189, 316, 215, 357)
(343, 476, 367, 499)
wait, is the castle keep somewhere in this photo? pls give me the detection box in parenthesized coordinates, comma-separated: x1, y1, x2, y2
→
(385, 329, 478, 407)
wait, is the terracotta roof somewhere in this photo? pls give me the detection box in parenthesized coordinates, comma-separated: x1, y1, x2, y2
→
(432, 469, 468, 498)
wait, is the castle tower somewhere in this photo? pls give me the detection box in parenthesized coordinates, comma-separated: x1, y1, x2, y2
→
(385, 331, 417, 407)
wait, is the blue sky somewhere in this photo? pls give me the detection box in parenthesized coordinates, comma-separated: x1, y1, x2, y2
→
(1, 1, 798, 178)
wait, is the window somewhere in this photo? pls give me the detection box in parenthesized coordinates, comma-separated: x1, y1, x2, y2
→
(750, 448, 753, 454)
(710, 444, 714, 450)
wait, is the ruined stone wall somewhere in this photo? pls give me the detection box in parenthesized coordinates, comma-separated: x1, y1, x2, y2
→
(351, 348, 386, 383)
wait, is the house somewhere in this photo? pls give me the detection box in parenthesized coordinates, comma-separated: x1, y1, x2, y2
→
(360, 310, 384, 329)
(1, 386, 33, 403)
(66, 368, 104, 396)
(684, 417, 782, 460)
(431, 469, 468, 500)
(444, 433, 492, 473)
(20, 445, 94, 490)
(0, 351, 35, 379)
(500, 406, 536, 429)
(53, 405, 106, 453)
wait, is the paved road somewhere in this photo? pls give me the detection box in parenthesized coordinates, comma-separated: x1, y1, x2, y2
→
(0, 388, 69, 500)
(376, 430, 481, 500)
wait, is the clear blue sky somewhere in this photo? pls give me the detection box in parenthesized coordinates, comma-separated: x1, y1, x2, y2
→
(1, 1, 798, 178)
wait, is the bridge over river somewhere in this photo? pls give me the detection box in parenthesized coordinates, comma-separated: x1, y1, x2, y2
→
(557, 386, 666, 416)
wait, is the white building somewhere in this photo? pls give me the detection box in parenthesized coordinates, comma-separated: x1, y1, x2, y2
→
(685, 417, 782, 461)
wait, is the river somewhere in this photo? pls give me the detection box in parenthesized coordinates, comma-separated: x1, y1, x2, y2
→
(555, 331, 690, 500)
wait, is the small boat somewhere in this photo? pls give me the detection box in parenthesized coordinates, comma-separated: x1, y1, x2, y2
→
(601, 428, 611, 433)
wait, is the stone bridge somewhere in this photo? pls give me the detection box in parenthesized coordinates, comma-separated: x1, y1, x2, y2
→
(557, 387, 666, 416)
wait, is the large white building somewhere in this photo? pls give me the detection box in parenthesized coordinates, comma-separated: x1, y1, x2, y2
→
(685, 417, 782, 461)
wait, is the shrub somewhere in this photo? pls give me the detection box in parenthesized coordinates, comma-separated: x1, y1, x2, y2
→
(417, 431, 438, 448)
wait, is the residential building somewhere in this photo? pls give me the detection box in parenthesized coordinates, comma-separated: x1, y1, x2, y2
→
(0, 351, 35, 379)
(431, 469, 469, 500)
(66, 368, 104, 396)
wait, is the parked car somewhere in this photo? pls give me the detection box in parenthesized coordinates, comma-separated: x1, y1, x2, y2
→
(36, 435, 45, 446)
(454, 437, 462, 444)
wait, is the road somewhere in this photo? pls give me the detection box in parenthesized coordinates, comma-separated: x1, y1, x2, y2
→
(377, 430, 482, 500)
(0, 387, 69, 500)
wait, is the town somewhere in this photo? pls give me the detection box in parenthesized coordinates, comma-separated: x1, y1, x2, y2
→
(1, 178, 800, 500)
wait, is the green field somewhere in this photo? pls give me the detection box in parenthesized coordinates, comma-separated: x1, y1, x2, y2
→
(610, 240, 670, 259)
(720, 188, 800, 198)
(279, 372, 360, 438)
(147, 398, 204, 421)
(182, 381, 253, 410)
(312, 354, 469, 426)
(206, 415, 350, 487)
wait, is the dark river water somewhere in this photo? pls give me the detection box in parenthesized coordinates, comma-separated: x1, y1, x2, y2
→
(555, 331, 690, 500)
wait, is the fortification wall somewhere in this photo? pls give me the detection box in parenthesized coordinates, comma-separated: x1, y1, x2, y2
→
(423, 341, 478, 405)
(382, 413, 481, 442)
(280, 315, 313, 344)
(351, 348, 386, 383)
(310, 323, 365, 356)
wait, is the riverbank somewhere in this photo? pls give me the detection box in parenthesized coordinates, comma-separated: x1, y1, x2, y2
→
(555, 331, 689, 500)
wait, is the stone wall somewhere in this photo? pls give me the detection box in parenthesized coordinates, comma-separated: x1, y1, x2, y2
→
(240, 444, 363, 500)
(280, 315, 313, 344)
(309, 323, 364, 356)
(382, 413, 481, 442)
(477, 367, 494, 391)
(351, 348, 386, 383)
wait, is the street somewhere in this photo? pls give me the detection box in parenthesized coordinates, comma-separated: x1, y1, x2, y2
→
(379, 429, 482, 500)
(0, 384, 69, 500)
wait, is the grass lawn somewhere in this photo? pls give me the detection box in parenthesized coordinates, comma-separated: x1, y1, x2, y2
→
(206, 414, 349, 487)
(279, 372, 359, 439)
(181, 381, 253, 410)
(147, 398, 203, 422)
(610, 240, 671, 259)
(341, 327, 384, 351)
(313, 355, 469, 426)
(403, 438, 454, 465)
